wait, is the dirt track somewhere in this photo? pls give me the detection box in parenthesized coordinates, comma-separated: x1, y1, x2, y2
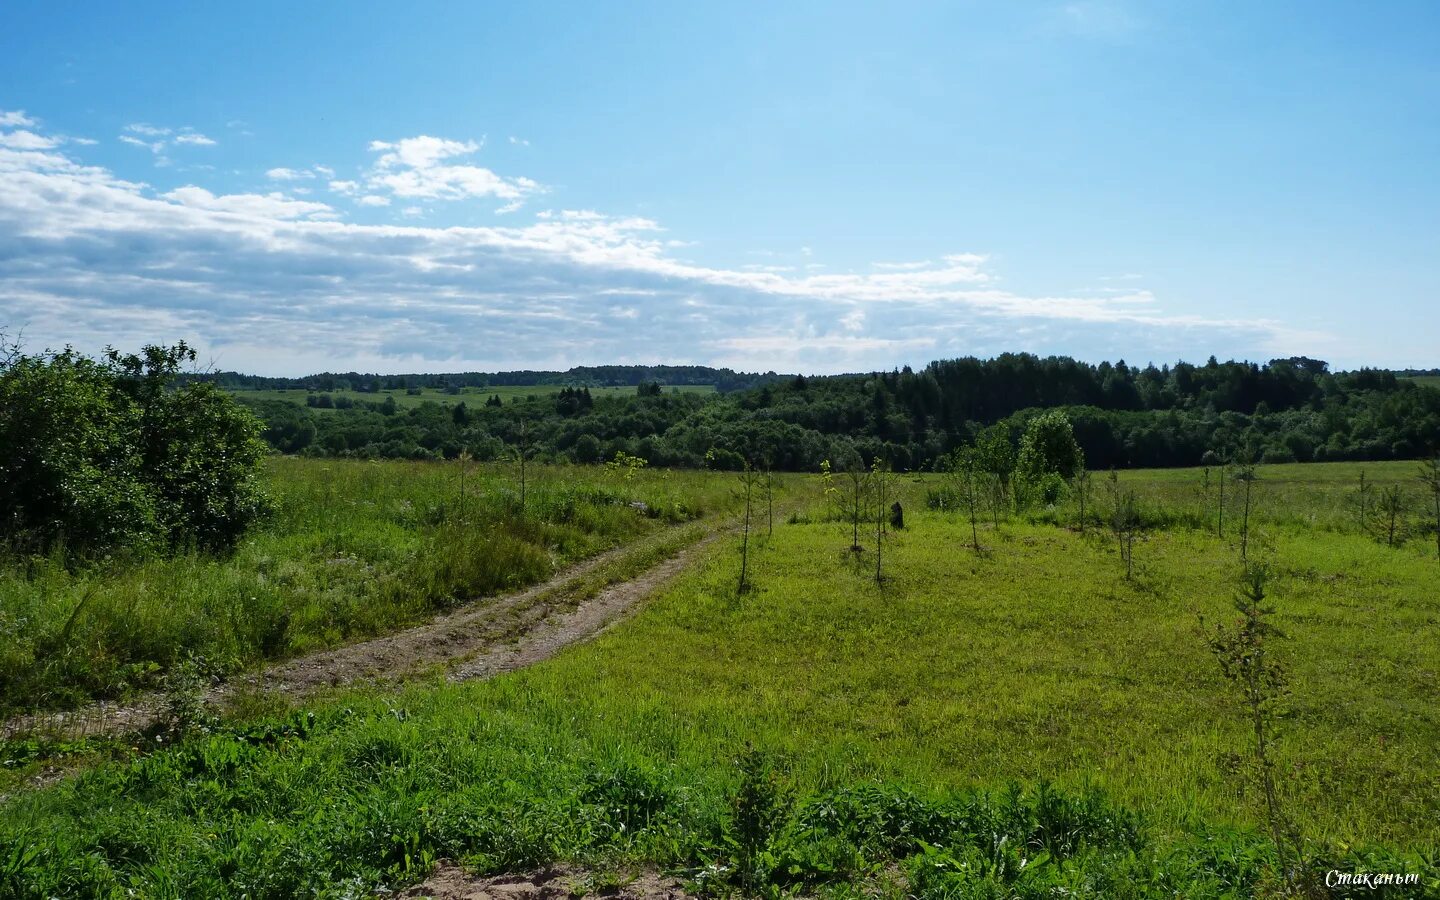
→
(393, 865, 694, 900)
(2, 521, 727, 742)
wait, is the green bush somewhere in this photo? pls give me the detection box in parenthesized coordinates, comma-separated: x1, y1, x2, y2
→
(1014, 411, 1083, 507)
(0, 342, 269, 555)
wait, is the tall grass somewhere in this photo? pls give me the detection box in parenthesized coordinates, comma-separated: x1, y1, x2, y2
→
(0, 458, 736, 716)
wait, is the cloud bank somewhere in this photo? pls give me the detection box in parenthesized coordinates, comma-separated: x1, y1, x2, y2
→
(0, 110, 1314, 375)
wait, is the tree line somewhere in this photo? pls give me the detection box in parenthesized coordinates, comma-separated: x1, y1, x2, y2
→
(188, 364, 784, 394)
(242, 353, 1440, 471)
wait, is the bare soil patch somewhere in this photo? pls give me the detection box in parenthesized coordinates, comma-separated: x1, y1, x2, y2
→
(390, 864, 694, 900)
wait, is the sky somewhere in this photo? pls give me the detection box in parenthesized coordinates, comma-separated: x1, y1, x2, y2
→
(1, 1, 1437, 376)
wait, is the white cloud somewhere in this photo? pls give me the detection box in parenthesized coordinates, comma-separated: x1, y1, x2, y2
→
(873, 260, 932, 271)
(266, 167, 313, 181)
(118, 124, 213, 160)
(508, 136, 529, 147)
(0, 131, 58, 150)
(328, 179, 359, 194)
(357, 194, 391, 207)
(365, 135, 544, 211)
(314, 165, 335, 178)
(119, 134, 164, 152)
(0, 116, 1321, 374)
(0, 111, 37, 128)
(159, 186, 337, 220)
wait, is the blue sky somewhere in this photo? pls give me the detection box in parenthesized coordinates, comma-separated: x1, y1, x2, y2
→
(2, 1, 1437, 375)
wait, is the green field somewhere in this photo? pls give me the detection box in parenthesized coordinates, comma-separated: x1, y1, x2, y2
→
(0, 458, 738, 717)
(1403, 375, 1440, 390)
(231, 383, 716, 411)
(3, 460, 1438, 896)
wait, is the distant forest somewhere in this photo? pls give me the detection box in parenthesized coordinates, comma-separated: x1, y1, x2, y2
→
(232, 354, 1440, 471)
(192, 364, 782, 393)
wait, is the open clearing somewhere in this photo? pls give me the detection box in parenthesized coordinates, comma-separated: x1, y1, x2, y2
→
(1, 461, 1436, 896)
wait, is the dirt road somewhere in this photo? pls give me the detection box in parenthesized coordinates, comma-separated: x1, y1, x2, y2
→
(2, 520, 728, 742)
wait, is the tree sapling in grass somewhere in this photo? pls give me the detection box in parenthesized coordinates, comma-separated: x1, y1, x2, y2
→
(1202, 565, 1316, 897)
(1352, 470, 1374, 537)
(1373, 484, 1408, 549)
(736, 462, 761, 594)
(1112, 485, 1140, 580)
(872, 459, 894, 585)
(833, 450, 872, 552)
(947, 447, 984, 551)
(1233, 461, 1259, 562)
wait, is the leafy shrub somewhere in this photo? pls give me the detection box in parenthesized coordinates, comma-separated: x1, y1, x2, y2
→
(1014, 411, 1083, 507)
(0, 341, 270, 555)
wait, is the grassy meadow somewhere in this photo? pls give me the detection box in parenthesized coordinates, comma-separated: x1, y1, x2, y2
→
(2, 460, 1438, 897)
(0, 458, 738, 717)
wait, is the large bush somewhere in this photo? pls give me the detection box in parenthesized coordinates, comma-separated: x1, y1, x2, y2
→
(1014, 410, 1084, 506)
(0, 341, 270, 554)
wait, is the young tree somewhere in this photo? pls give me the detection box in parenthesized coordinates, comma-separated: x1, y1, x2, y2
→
(1196, 466, 1212, 528)
(833, 451, 872, 552)
(1202, 566, 1309, 895)
(1352, 470, 1374, 537)
(736, 462, 762, 593)
(819, 457, 836, 502)
(1420, 455, 1440, 562)
(1111, 486, 1140, 580)
(509, 418, 535, 515)
(1233, 462, 1259, 561)
(457, 449, 474, 518)
(1071, 468, 1094, 533)
(1374, 484, 1408, 548)
(764, 461, 775, 537)
(947, 447, 984, 551)
(1216, 455, 1228, 538)
(871, 459, 894, 585)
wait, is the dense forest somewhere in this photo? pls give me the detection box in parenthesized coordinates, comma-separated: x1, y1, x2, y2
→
(240, 354, 1440, 471)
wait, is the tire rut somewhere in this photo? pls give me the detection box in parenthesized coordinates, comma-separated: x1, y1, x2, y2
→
(2, 520, 725, 743)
